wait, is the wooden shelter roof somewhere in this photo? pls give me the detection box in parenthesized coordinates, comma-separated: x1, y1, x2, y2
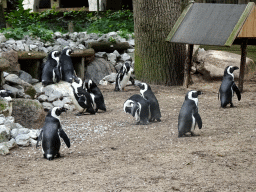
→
(166, 2, 256, 46)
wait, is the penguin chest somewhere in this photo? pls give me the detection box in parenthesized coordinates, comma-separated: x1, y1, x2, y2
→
(70, 92, 84, 112)
(119, 72, 131, 89)
(191, 115, 196, 132)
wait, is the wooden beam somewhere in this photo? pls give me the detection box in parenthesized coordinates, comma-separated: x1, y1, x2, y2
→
(238, 39, 248, 93)
(183, 44, 194, 88)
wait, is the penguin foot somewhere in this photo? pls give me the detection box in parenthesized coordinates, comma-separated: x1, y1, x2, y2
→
(76, 112, 83, 116)
(156, 118, 161, 122)
(230, 103, 234, 107)
(56, 153, 60, 158)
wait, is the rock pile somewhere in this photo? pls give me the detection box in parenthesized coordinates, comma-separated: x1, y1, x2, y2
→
(0, 114, 40, 155)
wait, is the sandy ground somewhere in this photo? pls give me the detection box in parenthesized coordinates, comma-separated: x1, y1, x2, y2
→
(0, 79, 256, 192)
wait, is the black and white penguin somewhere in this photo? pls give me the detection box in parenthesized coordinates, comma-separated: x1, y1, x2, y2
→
(41, 51, 61, 86)
(115, 62, 134, 91)
(178, 90, 202, 137)
(70, 76, 95, 116)
(0, 89, 13, 101)
(36, 107, 70, 160)
(83, 79, 106, 112)
(123, 94, 150, 125)
(137, 82, 161, 122)
(219, 66, 241, 108)
(60, 48, 75, 83)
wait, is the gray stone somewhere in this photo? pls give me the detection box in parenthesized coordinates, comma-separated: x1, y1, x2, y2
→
(99, 80, 108, 86)
(15, 123, 23, 129)
(113, 50, 120, 58)
(127, 49, 135, 53)
(52, 100, 64, 108)
(48, 90, 63, 102)
(33, 82, 44, 94)
(78, 44, 86, 49)
(63, 104, 75, 111)
(95, 52, 107, 58)
(120, 53, 132, 62)
(11, 128, 30, 138)
(43, 86, 54, 96)
(0, 98, 13, 117)
(56, 38, 69, 46)
(107, 32, 118, 38)
(28, 129, 40, 139)
(0, 144, 9, 155)
(29, 44, 38, 51)
(31, 78, 39, 84)
(128, 39, 135, 47)
(42, 102, 53, 111)
(15, 134, 30, 146)
(16, 40, 25, 51)
(24, 44, 29, 52)
(54, 32, 62, 38)
(0, 125, 10, 142)
(107, 53, 117, 65)
(62, 97, 72, 104)
(19, 70, 33, 84)
(6, 138, 17, 150)
(4, 116, 15, 130)
(37, 95, 48, 102)
(0, 35, 6, 43)
(0, 115, 5, 125)
(30, 138, 37, 146)
(42, 81, 73, 98)
(3, 72, 9, 78)
(5, 74, 32, 87)
(11, 129, 19, 138)
(5, 38, 15, 44)
(12, 99, 45, 129)
(103, 73, 117, 83)
(115, 62, 123, 72)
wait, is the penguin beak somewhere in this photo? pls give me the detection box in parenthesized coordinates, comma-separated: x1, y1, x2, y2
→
(60, 107, 68, 113)
(231, 66, 239, 73)
(136, 82, 142, 88)
(197, 91, 203, 95)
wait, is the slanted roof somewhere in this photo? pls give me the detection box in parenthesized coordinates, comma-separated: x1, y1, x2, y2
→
(166, 2, 256, 46)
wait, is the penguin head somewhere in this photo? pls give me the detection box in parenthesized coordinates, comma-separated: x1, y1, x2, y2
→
(71, 76, 83, 94)
(185, 90, 202, 106)
(83, 79, 97, 90)
(62, 48, 73, 56)
(123, 62, 134, 74)
(136, 82, 151, 96)
(224, 66, 239, 78)
(49, 51, 60, 60)
(50, 107, 67, 120)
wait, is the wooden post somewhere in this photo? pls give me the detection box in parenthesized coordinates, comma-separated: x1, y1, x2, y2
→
(97, 0, 100, 14)
(238, 39, 248, 93)
(68, 21, 74, 33)
(183, 44, 194, 88)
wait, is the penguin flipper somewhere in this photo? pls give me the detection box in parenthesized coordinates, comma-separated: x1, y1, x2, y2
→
(59, 128, 71, 148)
(193, 112, 202, 129)
(36, 129, 43, 148)
(131, 102, 139, 117)
(232, 83, 241, 101)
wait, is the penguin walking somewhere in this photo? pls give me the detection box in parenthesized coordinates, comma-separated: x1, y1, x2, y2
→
(41, 51, 61, 86)
(70, 76, 95, 116)
(115, 62, 134, 91)
(83, 79, 106, 112)
(60, 48, 75, 83)
(137, 82, 161, 122)
(123, 94, 150, 125)
(219, 66, 241, 108)
(178, 91, 202, 137)
(36, 107, 70, 160)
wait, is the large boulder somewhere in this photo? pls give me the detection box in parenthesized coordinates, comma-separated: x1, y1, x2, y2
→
(12, 99, 45, 129)
(1, 50, 20, 73)
(0, 58, 10, 71)
(195, 50, 256, 80)
(85, 57, 116, 84)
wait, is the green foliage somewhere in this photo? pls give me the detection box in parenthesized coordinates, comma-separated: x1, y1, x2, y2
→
(108, 37, 116, 43)
(1, 0, 134, 41)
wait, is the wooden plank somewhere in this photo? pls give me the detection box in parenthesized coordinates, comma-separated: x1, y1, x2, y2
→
(238, 7, 256, 38)
(71, 48, 95, 57)
(225, 2, 255, 46)
(18, 51, 47, 59)
(183, 44, 194, 88)
(166, 2, 193, 42)
(238, 39, 248, 93)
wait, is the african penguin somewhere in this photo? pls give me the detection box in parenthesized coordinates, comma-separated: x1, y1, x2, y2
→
(83, 79, 106, 112)
(0, 89, 13, 101)
(178, 90, 202, 137)
(41, 51, 61, 86)
(123, 94, 150, 125)
(219, 66, 241, 108)
(36, 107, 70, 160)
(115, 62, 134, 91)
(70, 76, 95, 116)
(60, 48, 75, 83)
(137, 82, 161, 122)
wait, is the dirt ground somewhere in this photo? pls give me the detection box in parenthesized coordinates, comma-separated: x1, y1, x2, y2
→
(1, 79, 256, 192)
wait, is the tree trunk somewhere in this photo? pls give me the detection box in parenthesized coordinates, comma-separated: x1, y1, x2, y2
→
(133, 0, 186, 85)
(0, 3, 6, 29)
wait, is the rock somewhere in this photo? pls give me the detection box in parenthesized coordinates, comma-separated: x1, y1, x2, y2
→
(30, 138, 37, 146)
(42, 102, 53, 111)
(5, 74, 32, 87)
(56, 38, 69, 46)
(196, 50, 256, 80)
(0, 125, 9, 142)
(6, 138, 17, 150)
(107, 53, 117, 65)
(11, 129, 19, 138)
(0, 144, 9, 155)
(84, 58, 116, 84)
(28, 129, 40, 139)
(107, 32, 118, 38)
(19, 70, 33, 84)
(99, 80, 108, 86)
(0, 115, 5, 125)
(127, 49, 135, 53)
(3, 84, 19, 98)
(95, 52, 107, 58)
(63, 104, 75, 111)
(4, 116, 15, 130)
(54, 32, 62, 38)
(0, 98, 13, 117)
(62, 97, 72, 104)
(120, 53, 132, 62)
(1, 50, 20, 73)
(15, 134, 30, 146)
(52, 100, 64, 108)
(115, 62, 123, 72)
(48, 90, 63, 102)
(103, 73, 117, 83)
(43, 81, 72, 97)
(0, 34, 6, 43)
(12, 99, 45, 129)
(11, 128, 30, 138)
(16, 40, 25, 51)
(15, 123, 23, 129)
(33, 82, 44, 94)
(113, 50, 121, 58)
(31, 78, 39, 84)
(128, 39, 135, 47)
(0, 58, 10, 71)
(37, 95, 48, 102)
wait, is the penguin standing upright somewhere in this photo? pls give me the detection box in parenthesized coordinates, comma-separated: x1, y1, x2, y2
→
(123, 94, 150, 125)
(41, 51, 61, 86)
(178, 91, 202, 137)
(137, 82, 161, 122)
(83, 79, 106, 112)
(219, 66, 241, 108)
(60, 48, 75, 83)
(115, 62, 134, 91)
(36, 107, 70, 160)
(70, 76, 95, 116)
